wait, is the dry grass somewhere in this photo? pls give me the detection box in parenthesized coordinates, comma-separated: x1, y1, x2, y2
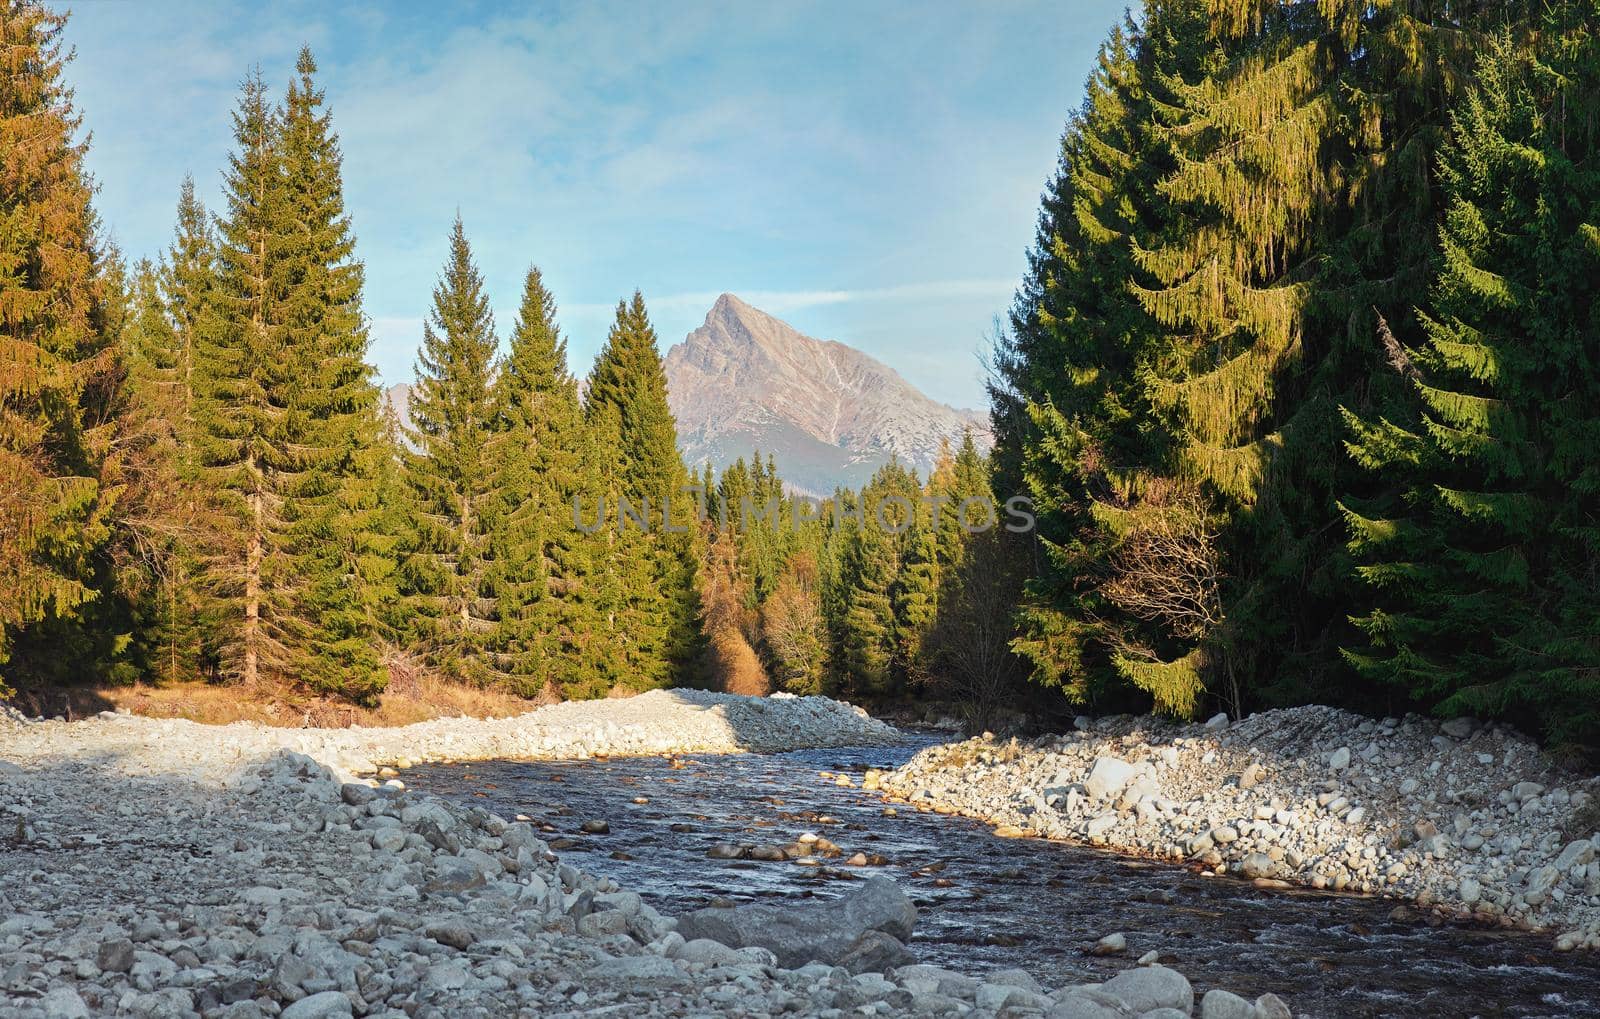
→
(16, 668, 542, 729)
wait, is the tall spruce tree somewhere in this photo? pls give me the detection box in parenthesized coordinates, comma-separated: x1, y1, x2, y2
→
(198, 52, 391, 699)
(584, 292, 702, 687)
(487, 264, 599, 694)
(403, 218, 501, 684)
(276, 48, 393, 697)
(197, 68, 290, 686)
(996, 0, 1223, 713)
(1122, 0, 1521, 712)
(121, 180, 220, 683)
(0, 3, 125, 687)
(1342, 9, 1600, 753)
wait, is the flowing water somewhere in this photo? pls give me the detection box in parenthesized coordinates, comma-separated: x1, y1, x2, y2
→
(405, 733, 1600, 1018)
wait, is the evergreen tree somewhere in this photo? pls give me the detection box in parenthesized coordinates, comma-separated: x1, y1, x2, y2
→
(487, 264, 599, 694)
(835, 460, 922, 696)
(276, 48, 394, 697)
(120, 180, 220, 683)
(403, 218, 501, 683)
(0, 2, 124, 687)
(197, 52, 391, 699)
(196, 68, 290, 686)
(587, 291, 690, 505)
(584, 292, 702, 688)
(1342, 10, 1600, 753)
(1124, 0, 1519, 712)
(996, 0, 1221, 713)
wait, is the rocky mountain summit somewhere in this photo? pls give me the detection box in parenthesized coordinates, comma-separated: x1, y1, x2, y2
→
(664, 294, 991, 494)
(383, 294, 990, 494)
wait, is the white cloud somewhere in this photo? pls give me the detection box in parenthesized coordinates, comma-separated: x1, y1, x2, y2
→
(568, 279, 1015, 318)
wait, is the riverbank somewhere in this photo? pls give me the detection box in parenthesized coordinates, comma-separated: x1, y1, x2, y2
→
(0, 692, 1293, 1018)
(876, 705, 1600, 953)
(1, 688, 899, 785)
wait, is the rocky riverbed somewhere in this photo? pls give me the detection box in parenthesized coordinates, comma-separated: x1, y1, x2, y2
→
(878, 705, 1600, 953)
(0, 692, 1289, 1018)
(0, 689, 898, 783)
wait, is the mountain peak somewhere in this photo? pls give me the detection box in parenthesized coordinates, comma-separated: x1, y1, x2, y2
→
(664, 297, 990, 495)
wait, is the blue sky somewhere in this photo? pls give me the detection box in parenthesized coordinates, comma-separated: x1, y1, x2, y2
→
(65, 0, 1131, 409)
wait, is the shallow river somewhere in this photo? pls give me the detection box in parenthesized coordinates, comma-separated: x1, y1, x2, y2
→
(405, 734, 1600, 1018)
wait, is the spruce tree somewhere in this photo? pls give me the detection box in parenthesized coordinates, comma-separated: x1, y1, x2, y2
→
(119, 180, 220, 683)
(1342, 10, 1600, 751)
(198, 52, 391, 699)
(587, 291, 690, 505)
(0, 3, 124, 685)
(197, 68, 290, 686)
(403, 218, 501, 684)
(487, 264, 598, 694)
(584, 292, 702, 688)
(996, 0, 1222, 713)
(276, 48, 393, 697)
(1124, 0, 1519, 712)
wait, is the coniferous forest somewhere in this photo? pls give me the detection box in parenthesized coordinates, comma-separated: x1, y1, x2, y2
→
(3, 1, 1599, 758)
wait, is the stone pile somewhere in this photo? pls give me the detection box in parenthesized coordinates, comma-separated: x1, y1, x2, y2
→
(880, 705, 1600, 952)
(0, 692, 1295, 1017)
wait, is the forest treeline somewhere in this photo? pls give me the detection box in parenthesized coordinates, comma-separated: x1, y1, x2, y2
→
(0, 4, 1015, 720)
(4, 1, 1599, 756)
(992, 0, 1600, 757)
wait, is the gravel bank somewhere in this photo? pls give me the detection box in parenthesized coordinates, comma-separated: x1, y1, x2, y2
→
(0, 690, 1295, 1018)
(878, 705, 1600, 953)
(0, 689, 898, 784)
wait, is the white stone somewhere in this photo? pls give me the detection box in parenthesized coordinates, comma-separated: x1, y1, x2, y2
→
(1555, 840, 1595, 873)
(1099, 964, 1193, 1014)
(1199, 989, 1255, 1019)
(280, 991, 353, 1019)
(1093, 932, 1127, 954)
(38, 988, 91, 1019)
(1084, 757, 1138, 801)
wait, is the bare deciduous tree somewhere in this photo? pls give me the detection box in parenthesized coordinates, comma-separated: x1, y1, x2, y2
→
(1099, 483, 1224, 642)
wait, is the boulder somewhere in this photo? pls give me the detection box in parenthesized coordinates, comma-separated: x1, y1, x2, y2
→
(97, 937, 135, 973)
(836, 929, 914, 974)
(1048, 987, 1136, 1018)
(338, 783, 375, 807)
(38, 988, 90, 1019)
(1239, 852, 1279, 880)
(1085, 758, 1138, 801)
(671, 938, 747, 967)
(1091, 932, 1126, 956)
(424, 856, 485, 894)
(1200, 989, 1255, 1019)
(585, 954, 689, 988)
(280, 992, 353, 1019)
(1555, 840, 1596, 873)
(1525, 865, 1560, 906)
(675, 876, 916, 969)
(1238, 763, 1264, 791)
(1099, 965, 1193, 1014)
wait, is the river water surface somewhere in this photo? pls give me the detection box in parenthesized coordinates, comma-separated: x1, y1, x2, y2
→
(405, 733, 1600, 1018)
